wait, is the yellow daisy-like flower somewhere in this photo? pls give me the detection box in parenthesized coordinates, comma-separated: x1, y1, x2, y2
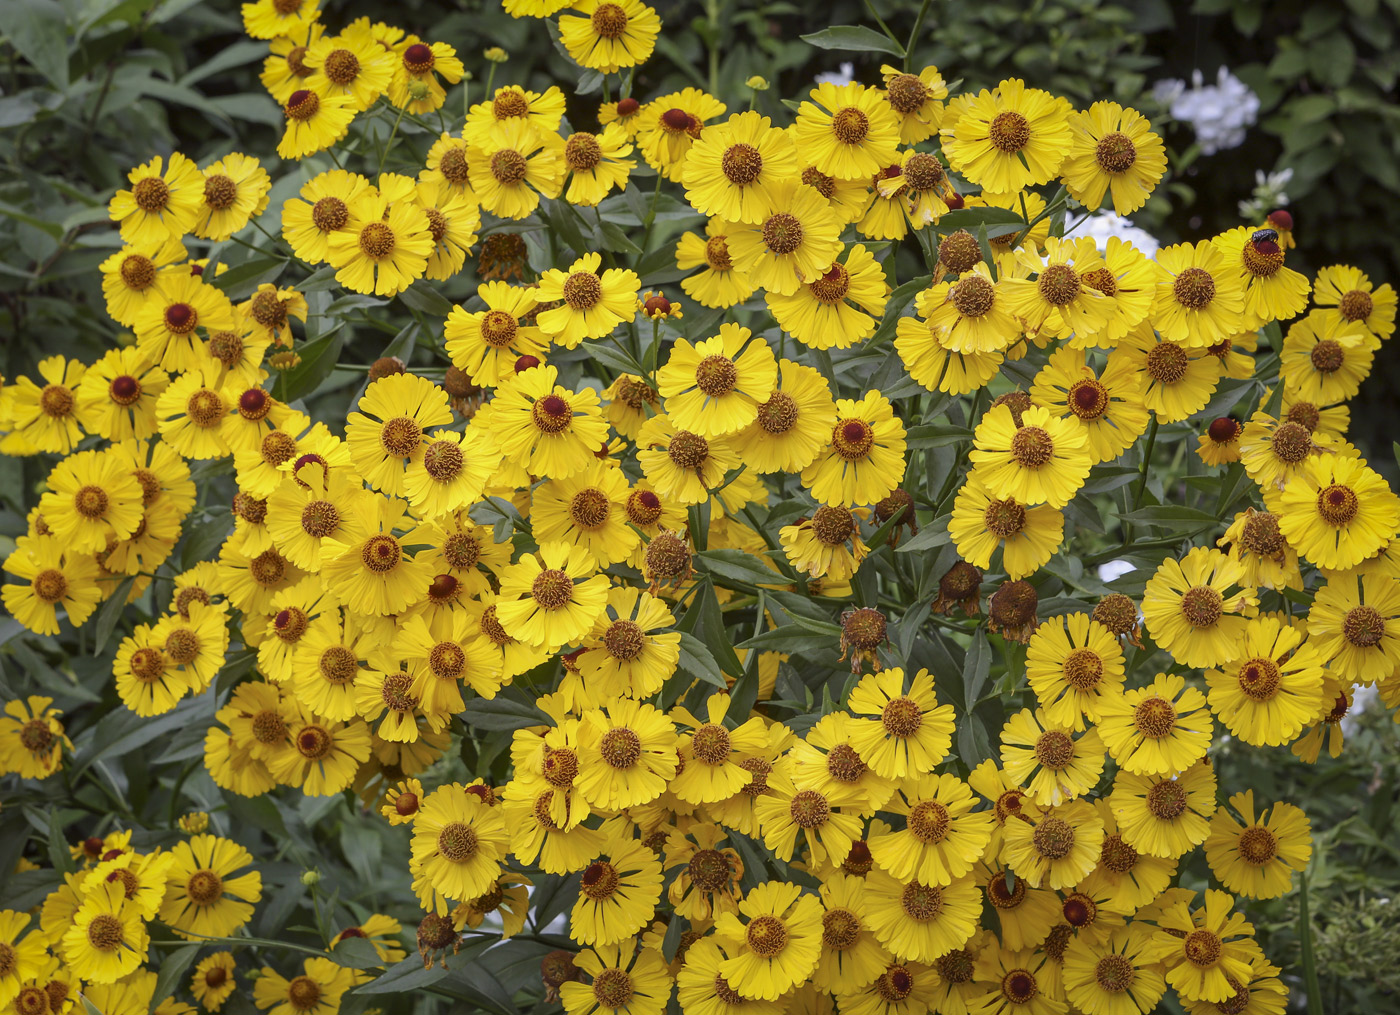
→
(1218, 507, 1302, 591)
(1204, 790, 1311, 900)
(465, 84, 567, 146)
(241, 0, 318, 38)
(269, 715, 373, 796)
(969, 947, 1064, 1015)
(881, 63, 947, 143)
(345, 372, 452, 496)
(766, 243, 890, 351)
(535, 252, 639, 349)
(1141, 548, 1257, 668)
(1305, 571, 1400, 684)
(560, 123, 636, 207)
(532, 460, 640, 567)
(277, 88, 356, 160)
(636, 413, 740, 506)
(488, 364, 610, 478)
(968, 403, 1091, 509)
(875, 149, 956, 231)
(1111, 760, 1217, 860)
(469, 120, 564, 220)
(108, 152, 204, 245)
(1147, 889, 1264, 1004)
(446, 282, 546, 388)
(259, 19, 322, 102)
(779, 504, 867, 581)
(239, 283, 308, 348)
(135, 272, 237, 373)
(862, 868, 982, 963)
(193, 152, 271, 241)
(658, 323, 776, 436)
(559, 0, 661, 73)
(62, 879, 149, 983)
(1237, 410, 1338, 496)
(253, 956, 355, 1015)
(0, 694, 68, 779)
(713, 882, 823, 1000)
(410, 786, 509, 912)
(416, 178, 480, 281)
(683, 110, 798, 224)
(1001, 237, 1114, 340)
(791, 82, 902, 181)
(1078, 798, 1178, 915)
(895, 307, 1006, 395)
(576, 697, 677, 808)
(1002, 798, 1104, 889)
(801, 391, 907, 507)
(303, 27, 396, 111)
(576, 588, 681, 700)
(675, 218, 755, 308)
(39, 447, 143, 554)
(1062, 924, 1166, 1015)
(948, 474, 1063, 581)
(942, 78, 1071, 193)
(2, 536, 103, 638)
(75, 346, 168, 443)
(99, 236, 188, 327)
(1150, 240, 1246, 348)
(326, 188, 433, 297)
(191, 951, 238, 1011)
(1025, 613, 1126, 731)
(916, 262, 1022, 354)
(1095, 672, 1213, 776)
(1312, 262, 1396, 342)
(160, 834, 262, 939)
(559, 939, 672, 1015)
(495, 541, 611, 647)
(387, 37, 464, 115)
(571, 836, 664, 945)
(1279, 309, 1374, 406)
(635, 88, 728, 182)
(281, 169, 369, 265)
(1277, 453, 1400, 571)
(846, 667, 954, 780)
(999, 708, 1105, 806)
(730, 360, 836, 475)
(402, 425, 501, 521)
(725, 179, 843, 297)
(1031, 345, 1148, 464)
(1059, 101, 1166, 215)
(870, 773, 993, 885)
(1213, 225, 1310, 329)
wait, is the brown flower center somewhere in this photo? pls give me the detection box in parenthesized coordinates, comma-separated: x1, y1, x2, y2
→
(789, 788, 831, 829)
(358, 221, 396, 259)
(832, 418, 875, 460)
(1010, 425, 1055, 468)
(1038, 263, 1081, 306)
(831, 106, 870, 144)
(1133, 696, 1178, 739)
(1237, 825, 1277, 865)
(1172, 267, 1216, 309)
(989, 110, 1030, 152)
(1034, 730, 1075, 770)
(590, 2, 628, 36)
(1316, 483, 1359, 526)
(1339, 288, 1373, 322)
(761, 212, 805, 255)
(1343, 605, 1386, 648)
(983, 497, 1026, 539)
(286, 975, 322, 1013)
(32, 568, 68, 604)
(490, 149, 529, 185)
(721, 143, 763, 185)
(300, 499, 340, 539)
(1062, 648, 1103, 690)
(1184, 929, 1222, 967)
(908, 800, 950, 843)
(531, 568, 574, 609)
(1094, 131, 1137, 173)
(86, 913, 126, 951)
(694, 354, 738, 397)
(285, 89, 319, 120)
(311, 196, 348, 232)
(886, 73, 928, 113)
(876, 966, 915, 1002)
(1180, 585, 1223, 627)
(562, 271, 603, 310)
(703, 235, 733, 271)
(186, 868, 224, 905)
(422, 439, 464, 482)
(1033, 816, 1076, 859)
(824, 743, 867, 783)
(203, 174, 238, 211)
(1145, 342, 1190, 384)
(319, 646, 358, 684)
(901, 881, 944, 920)
(1100, 834, 1139, 872)
(950, 274, 995, 317)
(360, 534, 401, 574)
(691, 722, 732, 764)
(564, 133, 603, 172)
(746, 915, 788, 956)
(380, 416, 423, 457)
(599, 726, 642, 768)
(1146, 779, 1188, 819)
(667, 429, 710, 469)
(581, 860, 619, 900)
(881, 695, 922, 737)
(811, 504, 856, 546)
(132, 175, 171, 213)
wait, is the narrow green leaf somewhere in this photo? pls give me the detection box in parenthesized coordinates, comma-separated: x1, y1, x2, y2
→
(91, 575, 136, 651)
(800, 25, 905, 57)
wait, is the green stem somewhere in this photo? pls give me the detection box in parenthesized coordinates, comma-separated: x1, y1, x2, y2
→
(1132, 417, 1158, 511)
(376, 103, 408, 179)
(903, 0, 933, 71)
(1299, 871, 1325, 1015)
(485, 64, 498, 98)
(861, 0, 903, 50)
(638, 171, 664, 255)
(325, 145, 343, 170)
(704, 0, 721, 95)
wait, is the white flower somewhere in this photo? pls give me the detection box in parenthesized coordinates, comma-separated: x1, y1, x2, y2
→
(1077, 211, 1161, 257)
(814, 61, 855, 87)
(1153, 66, 1259, 155)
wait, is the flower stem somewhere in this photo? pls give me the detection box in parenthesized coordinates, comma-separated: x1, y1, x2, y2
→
(904, 0, 933, 71)
(377, 103, 408, 179)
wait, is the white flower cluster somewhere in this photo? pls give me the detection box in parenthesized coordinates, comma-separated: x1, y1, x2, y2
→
(1153, 67, 1260, 155)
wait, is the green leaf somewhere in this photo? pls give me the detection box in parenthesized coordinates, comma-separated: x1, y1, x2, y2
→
(961, 630, 991, 709)
(278, 332, 345, 402)
(463, 694, 552, 731)
(149, 944, 201, 1011)
(1118, 506, 1218, 529)
(800, 25, 905, 57)
(677, 632, 726, 689)
(905, 424, 973, 449)
(328, 936, 389, 969)
(0, 0, 69, 90)
(694, 548, 782, 587)
(91, 575, 135, 652)
(736, 622, 838, 653)
(398, 282, 454, 317)
(894, 521, 950, 554)
(209, 257, 288, 299)
(936, 207, 1026, 232)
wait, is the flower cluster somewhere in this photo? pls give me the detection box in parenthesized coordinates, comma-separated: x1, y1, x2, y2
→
(1, 0, 1398, 1013)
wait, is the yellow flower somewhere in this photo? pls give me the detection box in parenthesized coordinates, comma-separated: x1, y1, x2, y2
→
(191, 951, 238, 1011)
(1025, 613, 1126, 731)
(916, 262, 1022, 354)
(487, 363, 609, 477)
(894, 306, 1005, 395)
(326, 189, 434, 296)
(0, 694, 68, 779)
(268, 715, 373, 796)
(881, 63, 947, 143)
(636, 413, 740, 506)
(845, 667, 954, 780)
(560, 123, 636, 206)
(869, 773, 993, 885)
(193, 153, 271, 240)
(1151, 240, 1246, 347)
(1279, 309, 1374, 406)
(1204, 790, 1312, 900)
(1305, 571, 1400, 684)
(1059, 101, 1166, 214)
(62, 879, 149, 983)
(446, 282, 547, 388)
(999, 708, 1105, 806)
(160, 834, 262, 939)
(260, 20, 322, 102)
(388, 37, 464, 115)
(682, 110, 798, 224)
(713, 883, 823, 1000)
(969, 403, 1091, 509)
(495, 541, 610, 647)
(402, 424, 501, 521)
(1312, 262, 1396, 342)
(1111, 760, 1217, 860)
(1096, 672, 1213, 776)
(1213, 225, 1310, 329)
(766, 243, 889, 351)
(675, 218, 755, 308)
(136, 272, 237, 373)
(534, 252, 640, 348)
(410, 785, 510, 912)
(571, 836, 663, 945)
(1062, 925, 1166, 1015)
(658, 322, 776, 436)
(241, 0, 318, 38)
(320, 497, 429, 617)
(969, 948, 1065, 1015)
(253, 957, 355, 1015)
(281, 169, 370, 265)
(469, 120, 564, 220)
(802, 391, 907, 507)
(1002, 799, 1103, 889)
(108, 153, 204, 245)
(345, 372, 452, 496)
(277, 88, 357, 160)
(635, 88, 728, 181)
(465, 85, 567, 146)
(862, 869, 981, 962)
(726, 178, 843, 297)
(99, 236, 188, 327)
(559, 0, 661, 72)
(560, 940, 671, 1015)
(304, 27, 396, 111)
(1147, 889, 1264, 1004)
(792, 82, 901, 181)
(1277, 453, 1399, 571)
(942, 78, 1071, 193)
(1000, 236, 1114, 340)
